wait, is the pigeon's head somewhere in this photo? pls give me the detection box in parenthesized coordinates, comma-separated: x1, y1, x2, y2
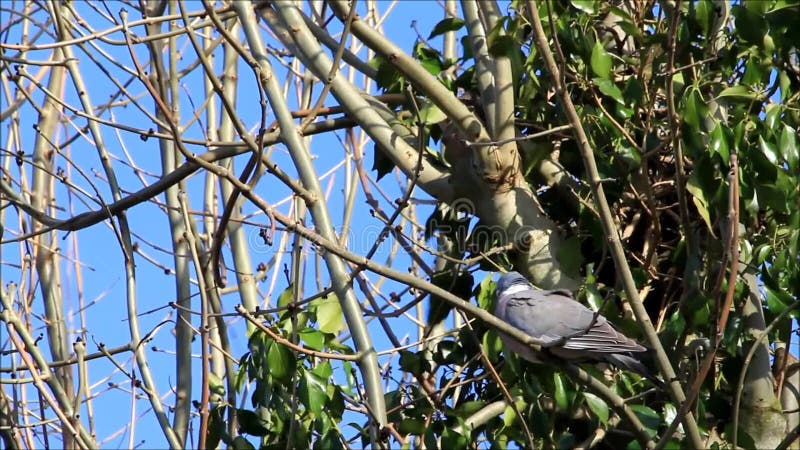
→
(496, 271, 531, 295)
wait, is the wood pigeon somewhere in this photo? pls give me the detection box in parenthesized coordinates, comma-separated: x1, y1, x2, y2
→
(494, 271, 660, 384)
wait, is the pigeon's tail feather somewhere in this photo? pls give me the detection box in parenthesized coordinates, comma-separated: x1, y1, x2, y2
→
(605, 353, 665, 389)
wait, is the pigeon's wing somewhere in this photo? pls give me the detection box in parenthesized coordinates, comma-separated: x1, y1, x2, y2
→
(501, 290, 646, 354)
(498, 290, 581, 346)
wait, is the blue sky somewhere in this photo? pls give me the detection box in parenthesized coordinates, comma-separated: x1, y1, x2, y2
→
(1, 2, 460, 448)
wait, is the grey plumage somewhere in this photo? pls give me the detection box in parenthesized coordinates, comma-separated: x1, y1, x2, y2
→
(494, 272, 658, 383)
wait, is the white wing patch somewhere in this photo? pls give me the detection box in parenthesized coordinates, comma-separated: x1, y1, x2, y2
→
(501, 284, 532, 296)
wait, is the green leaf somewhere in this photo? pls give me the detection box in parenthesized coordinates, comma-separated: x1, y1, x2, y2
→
(418, 103, 447, 125)
(686, 174, 714, 234)
(694, 0, 711, 36)
(590, 40, 612, 79)
(780, 125, 798, 171)
(278, 286, 293, 307)
(571, 0, 596, 13)
(616, 141, 642, 171)
(399, 350, 424, 376)
(483, 329, 503, 362)
(316, 295, 343, 334)
(583, 392, 609, 424)
(277, 286, 308, 331)
(717, 85, 759, 101)
(742, 56, 764, 86)
(475, 273, 496, 311)
(455, 400, 486, 417)
(368, 56, 404, 92)
(312, 360, 333, 379)
(266, 340, 294, 382)
(209, 372, 225, 396)
(441, 427, 469, 448)
(595, 78, 624, 104)
(428, 17, 466, 40)
(328, 385, 346, 420)
(414, 42, 444, 75)
(684, 89, 707, 131)
(372, 142, 395, 181)
(710, 123, 730, 164)
(779, 70, 791, 102)
(765, 286, 797, 317)
(237, 409, 268, 436)
(759, 135, 780, 165)
(629, 404, 660, 437)
(557, 432, 575, 450)
(231, 436, 256, 450)
(553, 372, 569, 411)
(398, 418, 427, 435)
(732, 5, 768, 44)
(206, 407, 225, 450)
(299, 328, 325, 351)
(755, 244, 772, 266)
(300, 369, 328, 415)
(313, 430, 344, 450)
(764, 104, 783, 130)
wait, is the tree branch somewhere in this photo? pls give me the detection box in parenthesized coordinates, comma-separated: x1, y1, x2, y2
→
(524, 1, 703, 447)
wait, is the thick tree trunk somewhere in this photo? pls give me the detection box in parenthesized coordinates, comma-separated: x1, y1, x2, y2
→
(739, 271, 786, 448)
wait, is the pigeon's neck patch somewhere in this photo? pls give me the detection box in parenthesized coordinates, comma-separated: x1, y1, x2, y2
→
(502, 283, 531, 296)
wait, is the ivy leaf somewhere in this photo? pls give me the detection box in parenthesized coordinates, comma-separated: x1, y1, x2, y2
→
(414, 42, 444, 75)
(759, 135, 780, 165)
(313, 430, 344, 450)
(368, 56, 404, 92)
(372, 142, 395, 181)
(710, 123, 730, 164)
(571, 0, 596, 13)
(316, 295, 343, 334)
(764, 104, 783, 130)
(206, 406, 225, 450)
(503, 404, 518, 427)
(399, 350, 425, 376)
(418, 103, 447, 125)
(590, 40, 612, 79)
(237, 409, 268, 436)
(300, 369, 328, 416)
(209, 372, 225, 396)
(583, 392, 609, 424)
(686, 167, 717, 235)
(278, 286, 293, 307)
(299, 328, 325, 351)
(266, 340, 294, 382)
(629, 405, 660, 437)
(765, 286, 797, 317)
(428, 269, 473, 324)
(595, 78, 624, 104)
(231, 436, 256, 450)
(428, 17, 466, 40)
(398, 418, 427, 435)
(683, 88, 707, 131)
(780, 125, 798, 171)
(276, 285, 309, 331)
(441, 427, 469, 448)
(553, 372, 570, 411)
(717, 85, 760, 102)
